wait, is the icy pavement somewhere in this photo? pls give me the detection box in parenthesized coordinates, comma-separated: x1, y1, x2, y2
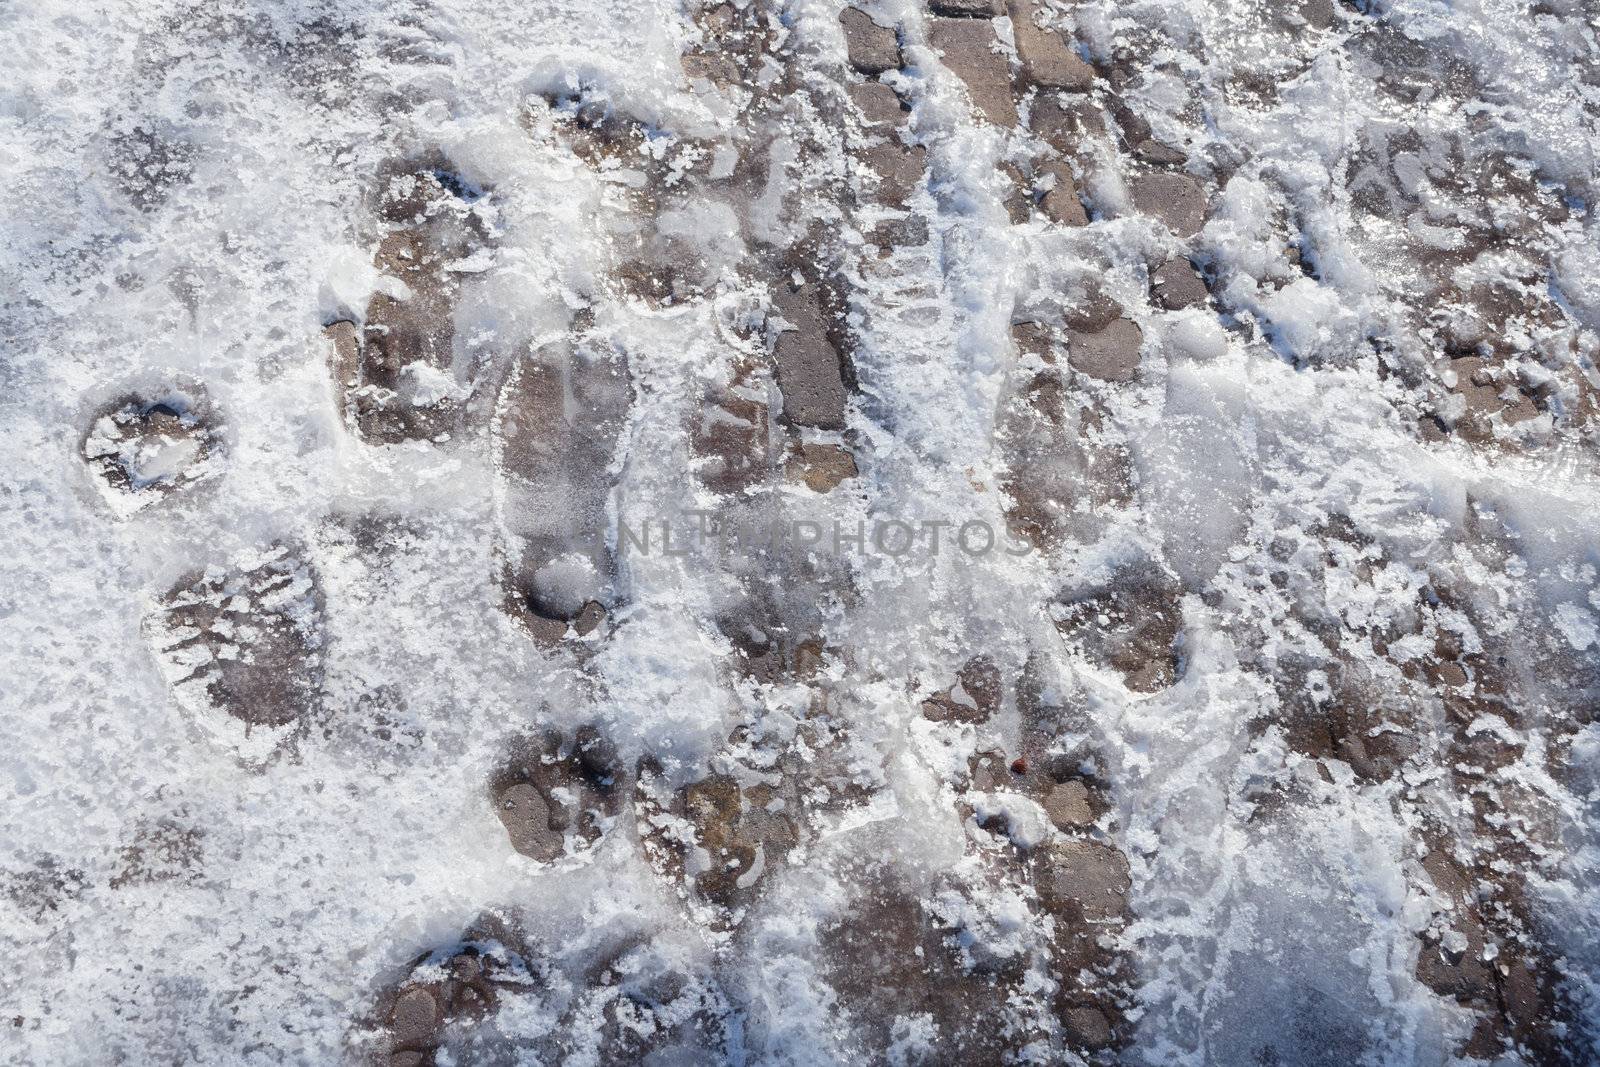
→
(1, 0, 1597, 1062)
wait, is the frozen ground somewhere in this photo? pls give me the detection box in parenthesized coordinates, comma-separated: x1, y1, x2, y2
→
(1, 0, 1597, 1063)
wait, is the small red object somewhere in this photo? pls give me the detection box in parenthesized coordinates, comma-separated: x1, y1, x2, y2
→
(1010, 756, 1028, 775)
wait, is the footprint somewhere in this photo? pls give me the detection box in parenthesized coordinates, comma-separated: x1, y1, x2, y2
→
(928, 15, 1018, 127)
(81, 381, 223, 512)
(143, 542, 326, 764)
(107, 121, 194, 213)
(818, 875, 1050, 1061)
(999, 320, 1135, 549)
(633, 752, 802, 932)
(557, 939, 732, 1063)
(691, 350, 774, 497)
(918, 656, 1136, 1057)
(376, 915, 540, 1066)
(489, 726, 622, 865)
(1413, 837, 1564, 1060)
(493, 323, 633, 644)
(634, 701, 874, 931)
(328, 156, 494, 444)
(920, 655, 1003, 725)
(1052, 563, 1184, 693)
(536, 83, 725, 309)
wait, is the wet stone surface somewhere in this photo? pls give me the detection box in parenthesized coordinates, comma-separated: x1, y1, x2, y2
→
(1009, 0, 1093, 91)
(922, 656, 1004, 724)
(1038, 161, 1088, 226)
(1150, 257, 1209, 309)
(929, 0, 1002, 16)
(1030, 93, 1105, 155)
(786, 441, 858, 493)
(852, 139, 927, 209)
(633, 755, 803, 930)
(770, 281, 849, 431)
(1034, 838, 1131, 922)
(849, 81, 908, 127)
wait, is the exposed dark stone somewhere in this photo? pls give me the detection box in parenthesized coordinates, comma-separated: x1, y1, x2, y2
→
(1130, 170, 1207, 237)
(849, 80, 908, 126)
(1133, 138, 1188, 164)
(1298, 0, 1337, 29)
(342, 159, 493, 444)
(854, 140, 927, 208)
(1063, 1005, 1114, 1049)
(1448, 356, 1540, 442)
(1068, 317, 1143, 382)
(922, 656, 1003, 723)
(1012, 319, 1057, 362)
(1054, 564, 1183, 691)
(929, 0, 1002, 14)
(771, 282, 849, 430)
(840, 8, 900, 74)
(1043, 780, 1094, 828)
(999, 161, 1031, 222)
(561, 941, 732, 1062)
(378, 920, 538, 1063)
(1030, 93, 1105, 152)
(1063, 285, 1124, 332)
(1033, 838, 1131, 921)
(634, 755, 804, 928)
(495, 331, 634, 642)
(929, 18, 1018, 126)
(682, 50, 741, 86)
(1038, 161, 1087, 226)
(787, 442, 858, 492)
(869, 214, 931, 250)
(1151, 257, 1208, 309)
(692, 359, 771, 495)
(145, 543, 326, 760)
(490, 726, 622, 864)
(1009, 1, 1093, 90)
(819, 884, 1031, 1061)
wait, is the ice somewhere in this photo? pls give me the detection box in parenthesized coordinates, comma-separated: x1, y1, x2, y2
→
(2, 0, 1599, 1061)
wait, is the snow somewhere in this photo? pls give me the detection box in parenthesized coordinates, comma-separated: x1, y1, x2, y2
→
(1, 0, 1598, 1062)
